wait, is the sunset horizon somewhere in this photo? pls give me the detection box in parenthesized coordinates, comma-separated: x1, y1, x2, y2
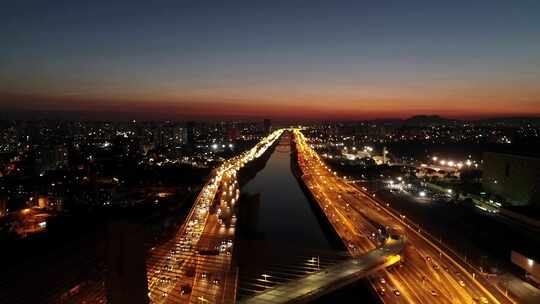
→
(2, 1, 540, 303)
(2, 91, 539, 121)
(2, 1, 539, 121)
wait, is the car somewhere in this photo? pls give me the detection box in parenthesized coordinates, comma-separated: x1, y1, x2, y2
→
(430, 290, 438, 296)
(393, 289, 400, 296)
(459, 280, 465, 287)
(480, 297, 489, 304)
(426, 256, 432, 262)
(378, 288, 385, 296)
(379, 277, 386, 284)
(433, 264, 440, 270)
(201, 271, 208, 279)
(212, 279, 221, 286)
(180, 284, 192, 295)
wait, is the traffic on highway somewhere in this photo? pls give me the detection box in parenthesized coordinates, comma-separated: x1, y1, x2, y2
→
(293, 129, 511, 304)
(146, 129, 283, 304)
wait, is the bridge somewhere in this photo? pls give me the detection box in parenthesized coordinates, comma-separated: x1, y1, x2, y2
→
(242, 236, 405, 304)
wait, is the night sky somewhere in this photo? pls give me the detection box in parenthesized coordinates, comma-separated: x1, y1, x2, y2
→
(1, 0, 540, 120)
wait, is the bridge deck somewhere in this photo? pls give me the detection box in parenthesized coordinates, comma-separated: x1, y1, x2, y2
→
(241, 237, 404, 304)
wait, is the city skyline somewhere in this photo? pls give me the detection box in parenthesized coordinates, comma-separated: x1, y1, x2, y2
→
(2, 1, 540, 303)
(2, 0, 540, 119)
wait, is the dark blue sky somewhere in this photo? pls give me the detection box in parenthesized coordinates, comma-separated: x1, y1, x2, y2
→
(1, 0, 540, 119)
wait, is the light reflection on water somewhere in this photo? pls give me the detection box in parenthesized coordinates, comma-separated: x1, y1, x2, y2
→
(241, 132, 332, 249)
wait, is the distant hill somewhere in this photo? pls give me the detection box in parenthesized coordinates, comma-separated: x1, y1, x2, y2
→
(403, 115, 458, 126)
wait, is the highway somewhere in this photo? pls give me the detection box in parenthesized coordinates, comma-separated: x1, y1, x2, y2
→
(146, 129, 283, 304)
(293, 129, 512, 304)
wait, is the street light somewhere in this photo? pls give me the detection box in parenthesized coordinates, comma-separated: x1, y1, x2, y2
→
(309, 256, 320, 270)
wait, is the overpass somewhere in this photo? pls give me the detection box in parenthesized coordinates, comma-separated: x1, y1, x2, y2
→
(242, 236, 405, 304)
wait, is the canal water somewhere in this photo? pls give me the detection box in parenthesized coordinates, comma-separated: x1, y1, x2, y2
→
(236, 132, 379, 301)
(239, 132, 333, 249)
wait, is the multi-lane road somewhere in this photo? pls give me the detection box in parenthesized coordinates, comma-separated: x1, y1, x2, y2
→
(144, 128, 513, 303)
(146, 129, 283, 304)
(293, 129, 512, 304)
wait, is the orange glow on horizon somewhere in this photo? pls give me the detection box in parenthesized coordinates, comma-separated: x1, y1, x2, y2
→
(1, 91, 539, 120)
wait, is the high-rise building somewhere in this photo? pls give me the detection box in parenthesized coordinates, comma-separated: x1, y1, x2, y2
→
(186, 121, 196, 148)
(153, 125, 175, 148)
(263, 119, 272, 135)
(173, 125, 187, 146)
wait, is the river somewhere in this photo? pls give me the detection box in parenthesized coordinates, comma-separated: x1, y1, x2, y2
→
(239, 132, 333, 249)
(235, 132, 376, 301)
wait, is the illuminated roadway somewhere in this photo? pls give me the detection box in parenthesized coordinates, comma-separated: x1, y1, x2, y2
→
(146, 129, 284, 304)
(292, 129, 512, 304)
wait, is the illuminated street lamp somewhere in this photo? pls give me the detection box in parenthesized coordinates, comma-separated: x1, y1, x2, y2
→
(310, 256, 320, 270)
